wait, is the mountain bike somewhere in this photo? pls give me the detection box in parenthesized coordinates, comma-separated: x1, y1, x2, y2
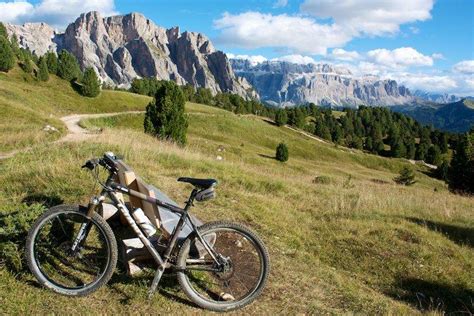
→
(26, 152, 270, 312)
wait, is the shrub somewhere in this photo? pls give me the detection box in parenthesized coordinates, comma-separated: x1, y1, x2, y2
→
(276, 143, 289, 162)
(394, 166, 416, 186)
(20, 55, 33, 73)
(312, 175, 332, 185)
(144, 81, 188, 145)
(36, 56, 49, 81)
(0, 35, 15, 72)
(81, 67, 101, 97)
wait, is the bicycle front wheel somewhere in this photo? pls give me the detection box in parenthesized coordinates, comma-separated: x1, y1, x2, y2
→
(177, 221, 270, 312)
(26, 205, 117, 296)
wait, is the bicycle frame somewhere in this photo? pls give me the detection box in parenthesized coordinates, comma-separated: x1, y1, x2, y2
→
(80, 171, 220, 297)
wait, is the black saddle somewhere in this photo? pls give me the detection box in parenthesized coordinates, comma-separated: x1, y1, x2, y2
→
(177, 177, 217, 189)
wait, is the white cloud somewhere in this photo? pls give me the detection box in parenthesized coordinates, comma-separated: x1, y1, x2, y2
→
(395, 73, 458, 93)
(0, 0, 117, 29)
(330, 48, 360, 61)
(273, 0, 288, 8)
(453, 60, 474, 75)
(300, 0, 434, 36)
(409, 26, 420, 34)
(366, 47, 433, 68)
(214, 12, 352, 55)
(227, 53, 267, 65)
(271, 54, 316, 64)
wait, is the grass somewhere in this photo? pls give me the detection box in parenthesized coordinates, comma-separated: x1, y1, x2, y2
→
(0, 69, 473, 314)
(0, 66, 150, 152)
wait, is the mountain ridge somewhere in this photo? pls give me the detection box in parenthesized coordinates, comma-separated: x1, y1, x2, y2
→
(5, 11, 256, 98)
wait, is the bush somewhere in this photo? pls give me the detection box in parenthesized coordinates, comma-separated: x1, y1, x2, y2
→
(144, 81, 188, 145)
(0, 35, 15, 72)
(36, 56, 49, 81)
(81, 67, 101, 97)
(312, 175, 332, 185)
(394, 166, 416, 186)
(276, 143, 289, 162)
(57, 50, 82, 81)
(20, 56, 33, 73)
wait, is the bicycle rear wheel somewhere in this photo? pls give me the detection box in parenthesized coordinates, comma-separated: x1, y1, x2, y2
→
(26, 205, 117, 296)
(177, 221, 270, 312)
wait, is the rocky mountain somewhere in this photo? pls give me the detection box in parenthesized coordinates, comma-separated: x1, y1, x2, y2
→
(413, 90, 462, 104)
(231, 59, 415, 107)
(6, 12, 255, 98)
(393, 99, 474, 133)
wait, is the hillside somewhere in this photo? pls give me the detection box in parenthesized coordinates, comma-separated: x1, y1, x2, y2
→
(393, 99, 474, 133)
(0, 70, 473, 314)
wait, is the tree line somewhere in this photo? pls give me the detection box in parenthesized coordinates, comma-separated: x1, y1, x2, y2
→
(0, 23, 100, 97)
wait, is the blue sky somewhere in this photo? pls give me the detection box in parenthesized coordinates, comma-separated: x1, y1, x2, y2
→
(1, 0, 473, 95)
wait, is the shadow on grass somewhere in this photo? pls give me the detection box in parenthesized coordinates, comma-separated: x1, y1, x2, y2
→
(405, 217, 474, 248)
(21, 193, 64, 208)
(258, 153, 276, 160)
(387, 277, 474, 314)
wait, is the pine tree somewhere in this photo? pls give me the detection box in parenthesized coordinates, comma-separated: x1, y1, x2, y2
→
(439, 133, 449, 153)
(10, 34, 21, 58)
(45, 52, 58, 75)
(275, 143, 289, 162)
(436, 160, 449, 181)
(0, 35, 15, 72)
(448, 134, 474, 193)
(37, 56, 49, 81)
(81, 67, 101, 97)
(275, 109, 288, 126)
(416, 137, 430, 161)
(426, 145, 442, 165)
(391, 138, 406, 158)
(0, 23, 7, 38)
(57, 50, 82, 81)
(394, 166, 416, 186)
(332, 125, 344, 145)
(20, 53, 33, 73)
(144, 81, 188, 145)
(405, 139, 416, 160)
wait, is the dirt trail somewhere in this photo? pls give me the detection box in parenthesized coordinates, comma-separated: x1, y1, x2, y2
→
(0, 111, 143, 160)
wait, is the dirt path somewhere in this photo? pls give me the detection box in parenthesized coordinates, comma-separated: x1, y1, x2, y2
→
(0, 111, 143, 160)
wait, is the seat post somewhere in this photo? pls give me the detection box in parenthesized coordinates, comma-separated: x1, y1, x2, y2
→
(185, 189, 198, 210)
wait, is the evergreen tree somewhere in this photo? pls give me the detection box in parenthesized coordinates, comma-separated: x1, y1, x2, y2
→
(439, 134, 449, 153)
(332, 125, 344, 145)
(194, 87, 213, 105)
(436, 160, 449, 181)
(0, 23, 7, 39)
(448, 134, 474, 193)
(426, 145, 442, 165)
(391, 138, 406, 158)
(0, 35, 15, 72)
(45, 52, 58, 75)
(144, 81, 188, 145)
(81, 67, 101, 97)
(275, 109, 288, 126)
(10, 34, 21, 58)
(405, 139, 416, 160)
(416, 137, 430, 161)
(20, 54, 33, 73)
(275, 143, 289, 162)
(293, 108, 306, 128)
(37, 56, 49, 81)
(57, 50, 82, 81)
(394, 166, 416, 186)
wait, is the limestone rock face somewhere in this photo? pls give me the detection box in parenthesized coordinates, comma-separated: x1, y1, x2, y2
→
(6, 11, 256, 98)
(231, 59, 415, 107)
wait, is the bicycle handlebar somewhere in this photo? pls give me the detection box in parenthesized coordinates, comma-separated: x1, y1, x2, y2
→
(82, 152, 119, 173)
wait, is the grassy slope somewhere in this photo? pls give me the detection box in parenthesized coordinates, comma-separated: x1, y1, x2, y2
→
(0, 67, 150, 152)
(0, 73, 473, 314)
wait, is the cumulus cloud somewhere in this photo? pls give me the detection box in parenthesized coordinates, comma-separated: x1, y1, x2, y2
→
(226, 53, 267, 65)
(271, 54, 316, 64)
(330, 48, 360, 61)
(366, 47, 433, 68)
(395, 73, 458, 93)
(214, 12, 352, 55)
(453, 60, 474, 74)
(300, 0, 434, 35)
(0, 0, 117, 29)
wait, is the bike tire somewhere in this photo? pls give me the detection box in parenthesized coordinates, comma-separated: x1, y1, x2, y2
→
(26, 204, 118, 296)
(176, 221, 270, 312)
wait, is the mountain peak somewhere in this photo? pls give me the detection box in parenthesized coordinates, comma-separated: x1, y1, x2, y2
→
(7, 12, 255, 98)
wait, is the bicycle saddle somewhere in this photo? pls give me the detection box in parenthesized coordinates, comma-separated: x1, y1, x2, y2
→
(177, 177, 217, 189)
